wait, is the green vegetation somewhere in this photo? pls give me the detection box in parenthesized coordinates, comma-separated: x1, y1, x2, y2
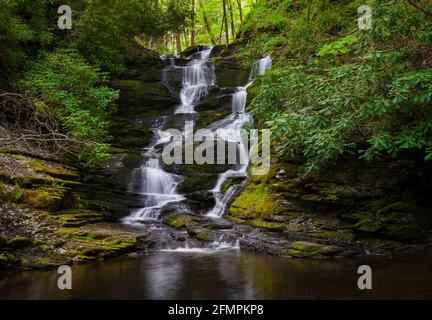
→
(240, 0, 432, 171)
(229, 182, 278, 220)
(1, 0, 193, 166)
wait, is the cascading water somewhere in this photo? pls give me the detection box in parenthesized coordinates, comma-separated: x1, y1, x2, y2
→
(123, 50, 271, 253)
(255, 55, 273, 76)
(123, 108, 184, 222)
(207, 56, 273, 218)
(176, 47, 215, 114)
(124, 48, 216, 223)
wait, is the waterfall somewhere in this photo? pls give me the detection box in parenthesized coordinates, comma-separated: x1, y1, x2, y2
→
(232, 88, 248, 113)
(124, 158, 183, 222)
(123, 52, 272, 223)
(207, 56, 273, 218)
(123, 96, 184, 223)
(176, 47, 215, 114)
(256, 55, 272, 75)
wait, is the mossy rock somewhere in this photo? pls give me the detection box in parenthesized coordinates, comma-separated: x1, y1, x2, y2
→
(221, 176, 246, 194)
(26, 160, 78, 179)
(52, 210, 107, 228)
(110, 79, 176, 108)
(228, 182, 279, 220)
(56, 226, 139, 260)
(248, 219, 285, 232)
(22, 186, 65, 210)
(286, 241, 341, 258)
(343, 199, 424, 237)
(188, 228, 210, 242)
(163, 214, 199, 230)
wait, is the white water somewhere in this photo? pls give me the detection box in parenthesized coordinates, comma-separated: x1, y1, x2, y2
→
(176, 47, 215, 114)
(161, 236, 240, 253)
(255, 55, 273, 76)
(207, 56, 273, 218)
(123, 119, 183, 223)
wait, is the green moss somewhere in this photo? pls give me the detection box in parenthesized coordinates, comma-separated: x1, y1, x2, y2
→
(228, 182, 278, 220)
(22, 186, 65, 209)
(73, 255, 94, 262)
(26, 160, 77, 178)
(224, 215, 247, 225)
(34, 258, 58, 268)
(164, 214, 198, 230)
(14, 184, 23, 203)
(344, 199, 421, 236)
(52, 210, 106, 227)
(248, 219, 285, 232)
(57, 227, 138, 260)
(286, 241, 341, 258)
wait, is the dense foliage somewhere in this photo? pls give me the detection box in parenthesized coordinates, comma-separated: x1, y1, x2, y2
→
(0, 0, 192, 166)
(20, 50, 119, 165)
(243, 0, 432, 170)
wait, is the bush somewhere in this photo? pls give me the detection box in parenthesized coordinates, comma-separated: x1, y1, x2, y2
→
(20, 50, 119, 165)
(247, 0, 432, 170)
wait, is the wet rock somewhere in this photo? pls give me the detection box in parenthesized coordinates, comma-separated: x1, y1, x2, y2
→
(163, 214, 202, 230)
(276, 169, 286, 179)
(214, 58, 250, 88)
(180, 45, 209, 58)
(187, 228, 210, 242)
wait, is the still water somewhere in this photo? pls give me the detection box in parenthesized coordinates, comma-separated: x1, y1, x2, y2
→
(1, 252, 431, 299)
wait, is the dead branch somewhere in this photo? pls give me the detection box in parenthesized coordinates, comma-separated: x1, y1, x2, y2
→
(0, 93, 98, 157)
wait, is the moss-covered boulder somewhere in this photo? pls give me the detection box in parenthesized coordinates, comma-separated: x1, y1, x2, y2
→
(163, 214, 201, 230)
(285, 241, 342, 258)
(228, 182, 279, 220)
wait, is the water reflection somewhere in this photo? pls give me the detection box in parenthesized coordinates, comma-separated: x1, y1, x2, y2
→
(0, 252, 431, 299)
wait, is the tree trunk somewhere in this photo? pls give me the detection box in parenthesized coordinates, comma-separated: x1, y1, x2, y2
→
(175, 32, 182, 54)
(236, 0, 243, 22)
(191, 0, 196, 46)
(198, 0, 217, 45)
(228, 0, 236, 39)
(184, 29, 190, 48)
(218, 11, 225, 45)
(222, 0, 229, 47)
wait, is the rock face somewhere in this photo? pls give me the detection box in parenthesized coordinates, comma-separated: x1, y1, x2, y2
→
(0, 153, 147, 269)
(227, 155, 432, 256)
